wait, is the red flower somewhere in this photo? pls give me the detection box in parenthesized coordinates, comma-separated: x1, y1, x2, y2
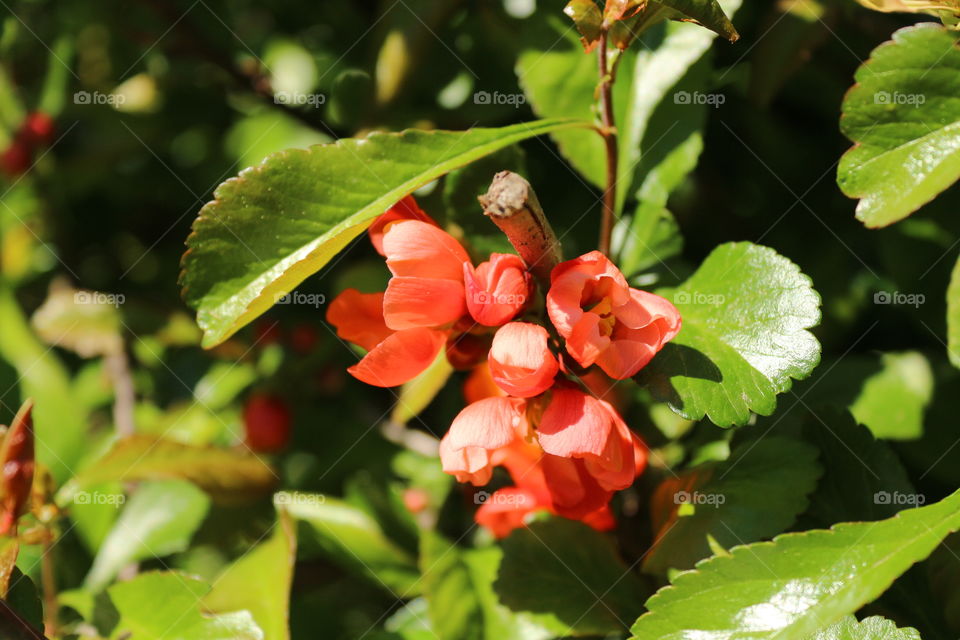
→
(488, 322, 558, 398)
(463, 253, 531, 326)
(547, 251, 681, 379)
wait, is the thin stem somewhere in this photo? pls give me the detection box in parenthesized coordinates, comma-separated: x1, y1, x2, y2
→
(41, 532, 58, 637)
(106, 349, 136, 437)
(597, 31, 618, 257)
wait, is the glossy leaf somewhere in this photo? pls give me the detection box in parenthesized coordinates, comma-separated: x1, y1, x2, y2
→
(495, 518, 647, 636)
(812, 616, 920, 640)
(58, 435, 276, 504)
(630, 488, 960, 640)
(638, 242, 822, 427)
(180, 120, 590, 347)
(204, 507, 297, 640)
(84, 480, 211, 591)
(109, 571, 263, 640)
(643, 436, 821, 574)
(838, 24, 960, 228)
(280, 492, 420, 594)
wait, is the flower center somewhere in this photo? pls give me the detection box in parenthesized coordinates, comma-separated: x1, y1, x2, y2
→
(587, 297, 617, 337)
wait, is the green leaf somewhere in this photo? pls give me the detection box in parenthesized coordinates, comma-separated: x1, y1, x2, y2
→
(518, 2, 740, 209)
(204, 508, 297, 640)
(390, 348, 453, 426)
(629, 488, 960, 640)
(85, 480, 211, 591)
(838, 24, 960, 228)
(2, 568, 43, 639)
(948, 253, 960, 367)
(616, 202, 683, 277)
(180, 119, 590, 347)
(30, 282, 123, 357)
(109, 571, 263, 640)
(420, 532, 483, 640)
(848, 351, 932, 440)
(0, 283, 88, 484)
(495, 518, 648, 636)
(655, 0, 740, 42)
(420, 535, 565, 640)
(280, 492, 420, 595)
(638, 242, 822, 427)
(811, 616, 920, 640)
(643, 436, 821, 574)
(58, 435, 276, 505)
(564, 0, 603, 51)
(798, 409, 917, 526)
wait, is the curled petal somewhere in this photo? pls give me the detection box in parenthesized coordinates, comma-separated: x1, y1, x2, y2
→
(537, 389, 613, 459)
(474, 487, 541, 539)
(347, 328, 445, 387)
(464, 254, 531, 326)
(383, 276, 466, 330)
(488, 322, 558, 398)
(382, 220, 471, 281)
(326, 289, 391, 351)
(439, 397, 527, 485)
(368, 196, 438, 255)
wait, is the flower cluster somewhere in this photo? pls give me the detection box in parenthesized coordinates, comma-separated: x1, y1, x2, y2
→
(328, 196, 681, 537)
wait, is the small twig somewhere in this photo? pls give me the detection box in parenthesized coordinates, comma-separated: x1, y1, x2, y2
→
(105, 350, 136, 437)
(597, 30, 619, 256)
(478, 171, 562, 288)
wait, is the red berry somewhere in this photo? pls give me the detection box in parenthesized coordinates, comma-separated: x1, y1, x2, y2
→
(243, 394, 291, 452)
(0, 142, 32, 177)
(21, 112, 55, 148)
(289, 324, 318, 354)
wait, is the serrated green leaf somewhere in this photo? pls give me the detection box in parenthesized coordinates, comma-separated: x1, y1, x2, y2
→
(57, 435, 276, 505)
(85, 480, 211, 591)
(495, 518, 648, 636)
(838, 24, 960, 228)
(204, 508, 296, 640)
(180, 120, 590, 347)
(643, 436, 821, 574)
(109, 571, 263, 640)
(638, 242, 821, 427)
(280, 492, 420, 595)
(812, 616, 920, 640)
(630, 488, 960, 640)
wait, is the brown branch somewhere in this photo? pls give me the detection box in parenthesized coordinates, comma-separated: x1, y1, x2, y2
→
(478, 171, 562, 288)
(597, 31, 618, 256)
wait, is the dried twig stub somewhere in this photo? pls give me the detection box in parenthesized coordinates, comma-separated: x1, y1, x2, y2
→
(479, 171, 562, 288)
